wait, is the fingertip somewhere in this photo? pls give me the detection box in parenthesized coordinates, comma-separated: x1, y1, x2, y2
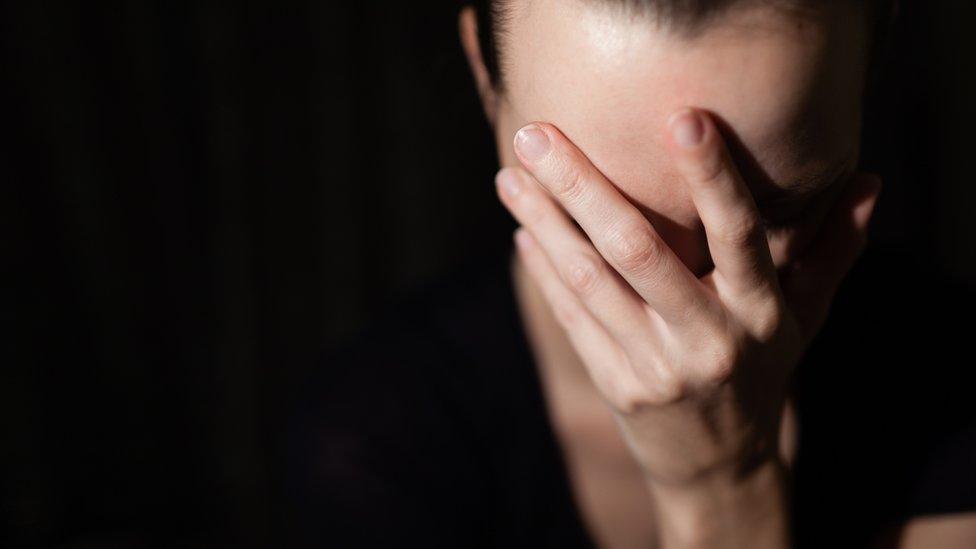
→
(514, 123, 551, 164)
(667, 107, 705, 150)
(666, 108, 732, 188)
(495, 167, 522, 199)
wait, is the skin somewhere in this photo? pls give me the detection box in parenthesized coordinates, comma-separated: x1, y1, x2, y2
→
(459, 1, 976, 547)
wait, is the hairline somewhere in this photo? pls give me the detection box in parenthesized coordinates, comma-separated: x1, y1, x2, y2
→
(473, 0, 885, 91)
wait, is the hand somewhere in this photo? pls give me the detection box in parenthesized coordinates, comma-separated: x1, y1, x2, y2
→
(494, 108, 881, 488)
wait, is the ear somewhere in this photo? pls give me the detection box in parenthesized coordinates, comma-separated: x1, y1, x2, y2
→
(459, 6, 498, 125)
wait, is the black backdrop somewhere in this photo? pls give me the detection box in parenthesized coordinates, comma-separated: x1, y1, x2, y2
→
(3, 1, 975, 547)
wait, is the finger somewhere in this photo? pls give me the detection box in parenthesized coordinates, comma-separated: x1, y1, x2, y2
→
(781, 172, 882, 337)
(512, 227, 646, 405)
(666, 108, 777, 302)
(512, 123, 716, 330)
(496, 167, 660, 354)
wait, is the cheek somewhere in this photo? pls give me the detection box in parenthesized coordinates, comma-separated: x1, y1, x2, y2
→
(644, 205, 713, 278)
(613, 168, 713, 278)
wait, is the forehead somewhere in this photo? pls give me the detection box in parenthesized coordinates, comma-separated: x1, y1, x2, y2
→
(499, 0, 868, 204)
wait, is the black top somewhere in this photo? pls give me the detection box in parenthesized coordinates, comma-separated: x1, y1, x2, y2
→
(284, 242, 976, 548)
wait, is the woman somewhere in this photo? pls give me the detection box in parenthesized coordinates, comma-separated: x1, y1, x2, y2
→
(286, 1, 976, 547)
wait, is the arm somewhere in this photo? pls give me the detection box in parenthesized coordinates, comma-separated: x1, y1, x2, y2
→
(640, 459, 790, 548)
(496, 108, 881, 547)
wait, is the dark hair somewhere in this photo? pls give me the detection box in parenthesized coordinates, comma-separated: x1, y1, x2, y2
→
(469, 0, 896, 88)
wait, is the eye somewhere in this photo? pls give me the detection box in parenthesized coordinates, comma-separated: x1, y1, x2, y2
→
(755, 171, 842, 230)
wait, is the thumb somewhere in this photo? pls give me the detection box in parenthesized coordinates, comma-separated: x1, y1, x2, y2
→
(781, 172, 883, 337)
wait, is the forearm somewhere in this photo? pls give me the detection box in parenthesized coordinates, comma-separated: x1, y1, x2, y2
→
(645, 459, 790, 549)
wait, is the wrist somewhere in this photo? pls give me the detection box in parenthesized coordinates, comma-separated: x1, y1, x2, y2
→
(645, 457, 790, 549)
(613, 402, 783, 487)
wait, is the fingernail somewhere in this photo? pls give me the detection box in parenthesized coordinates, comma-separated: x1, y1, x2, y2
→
(669, 109, 704, 149)
(496, 168, 521, 198)
(514, 125, 550, 163)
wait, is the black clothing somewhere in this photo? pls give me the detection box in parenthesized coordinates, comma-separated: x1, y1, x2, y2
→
(285, 243, 976, 548)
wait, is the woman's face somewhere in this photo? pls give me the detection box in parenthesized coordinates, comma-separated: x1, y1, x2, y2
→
(475, 0, 870, 276)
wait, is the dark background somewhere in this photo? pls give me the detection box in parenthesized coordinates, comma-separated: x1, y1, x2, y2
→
(3, 1, 975, 547)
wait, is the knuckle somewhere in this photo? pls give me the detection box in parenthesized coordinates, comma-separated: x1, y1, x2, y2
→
(703, 337, 739, 383)
(551, 162, 588, 204)
(550, 297, 582, 330)
(751, 301, 785, 342)
(606, 392, 633, 414)
(717, 214, 762, 249)
(651, 355, 686, 402)
(650, 372, 685, 405)
(638, 361, 687, 408)
(562, 253, 604, 297)
(606, 222, 663, 276)
(614, 389, 645, 415)
(611, 364, 687, 414)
